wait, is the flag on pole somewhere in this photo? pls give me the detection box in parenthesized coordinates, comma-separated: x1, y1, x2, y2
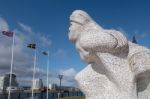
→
(27, 44, 36, 49)
(2, 31, 13, 37)
(42, 51, 48, 55)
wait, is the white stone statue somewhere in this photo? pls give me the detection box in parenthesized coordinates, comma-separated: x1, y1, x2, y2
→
(128, 42, 150, 99)
(68, 10, 150, 99)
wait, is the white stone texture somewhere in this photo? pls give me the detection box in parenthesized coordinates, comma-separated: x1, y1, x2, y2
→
(68, 10, 150, 99)
(128, 42, 150, 99)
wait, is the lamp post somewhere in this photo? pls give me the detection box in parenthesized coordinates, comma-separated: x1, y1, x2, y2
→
(58, 74, 63, 98)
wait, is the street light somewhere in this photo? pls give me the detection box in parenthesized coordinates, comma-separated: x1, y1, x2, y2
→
(58, 74, 63, 93)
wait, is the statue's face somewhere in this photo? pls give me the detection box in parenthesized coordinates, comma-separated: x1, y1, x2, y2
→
(68, 20, 83, 43)
(68, 20, 91, 62)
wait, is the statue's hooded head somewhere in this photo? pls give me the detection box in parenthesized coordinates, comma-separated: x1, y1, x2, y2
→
(69, 10, 129, 59)
(70, 10, 92, 25)
(68, 10, 94, 43)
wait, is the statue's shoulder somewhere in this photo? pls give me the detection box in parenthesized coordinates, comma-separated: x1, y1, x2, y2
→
(128, 41, 150, 76)
(75, 64, 93, 80)
(128, 41, 150, 56)
(75, 64, 104, 82)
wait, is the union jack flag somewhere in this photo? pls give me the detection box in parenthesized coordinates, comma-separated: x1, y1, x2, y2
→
(2, 31, 13, 37)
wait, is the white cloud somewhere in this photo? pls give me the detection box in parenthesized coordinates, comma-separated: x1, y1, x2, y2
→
(53, 49, 67, 58)
(45, 68, 78, 87)
(16, 67, 49, 86)
(0, 17, 52, 87)
(60, 68, 77, 78)
(18, 22, 33, 34)
(0, 17, 9, 31)
(0, 18, 78, 88)
(140, 32, 148, 38)
(59, 68, 78, 87)
(18, 22, 52, 48)
(40, 35, 52, 47)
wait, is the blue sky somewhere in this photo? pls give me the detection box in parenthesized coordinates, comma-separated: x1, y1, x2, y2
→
(0, 0, 150, 86)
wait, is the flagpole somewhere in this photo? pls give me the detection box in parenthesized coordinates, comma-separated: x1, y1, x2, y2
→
(46, 51, 50, 99)
(31, 49, 37, 99)
(8, 32, 15, 99)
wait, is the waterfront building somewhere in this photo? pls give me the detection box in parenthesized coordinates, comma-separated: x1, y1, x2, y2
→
(48, 83, 57, 90)
(61, 86, 80, 92)
(32, 79, 43, 90)
(0, 74, 18, 91)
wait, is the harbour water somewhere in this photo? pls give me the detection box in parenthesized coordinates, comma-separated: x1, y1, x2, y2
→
(0, 91, 84, 99)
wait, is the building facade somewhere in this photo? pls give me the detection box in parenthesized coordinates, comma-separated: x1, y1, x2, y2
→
(32, 79, 43, 90)
(0, 74, 18, 91)
(48, 84, 57, 90)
